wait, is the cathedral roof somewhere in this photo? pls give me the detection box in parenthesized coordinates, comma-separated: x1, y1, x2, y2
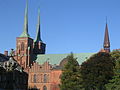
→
(35, 53, 94, 65)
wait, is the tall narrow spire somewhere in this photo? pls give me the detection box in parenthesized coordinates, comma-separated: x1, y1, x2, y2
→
(20, 0, 30, 37)
(103, 22, 110, 53)
(34, 9, 42, 42)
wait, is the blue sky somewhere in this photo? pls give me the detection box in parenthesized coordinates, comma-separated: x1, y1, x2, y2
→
(0, 0, 120, 54)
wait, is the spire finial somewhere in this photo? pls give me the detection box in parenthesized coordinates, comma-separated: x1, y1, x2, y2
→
(106, 16, 107, 24)
(34, 8, 42, 42)
(20, 0, 30, 37)
(38, 8, 40, 25)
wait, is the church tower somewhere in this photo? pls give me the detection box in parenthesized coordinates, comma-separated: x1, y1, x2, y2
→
(103, 22, 110, 53)
(15, 0, 33, 68)
(33, 9, 46, 54)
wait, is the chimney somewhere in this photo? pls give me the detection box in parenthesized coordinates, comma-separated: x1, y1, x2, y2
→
(4, 51, 8, 56)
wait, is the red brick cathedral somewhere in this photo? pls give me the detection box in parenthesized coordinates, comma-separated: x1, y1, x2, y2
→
(14, 1, 61, 90)
(4, 0, 110, 90)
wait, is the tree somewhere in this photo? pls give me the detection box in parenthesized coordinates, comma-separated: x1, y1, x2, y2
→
(105, 50, 120, 90)
(80, 52, 115, 90)
(60, 53, 83, 90)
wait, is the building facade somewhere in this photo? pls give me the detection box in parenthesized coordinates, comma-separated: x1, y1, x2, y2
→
(1, 0, 111, 90)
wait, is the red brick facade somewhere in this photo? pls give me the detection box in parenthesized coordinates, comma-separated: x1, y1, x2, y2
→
(28, 62, 62, 90)
(14, 36, 62, 90)
(15, 37, 33, 68)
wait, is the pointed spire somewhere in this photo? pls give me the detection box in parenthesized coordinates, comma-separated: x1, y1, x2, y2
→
(20, 0, 30, 37)
(103, 21, 110, 52)
(34, 9, 42, 42)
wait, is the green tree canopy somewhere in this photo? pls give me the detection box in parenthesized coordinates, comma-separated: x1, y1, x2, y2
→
(105, 50, 120, 90)
(80, 52, 115, 90)
(60, 53, 83, 90)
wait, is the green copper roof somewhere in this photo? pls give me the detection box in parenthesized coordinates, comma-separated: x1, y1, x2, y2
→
(36, 53, 95, 65)
(20, 0, 30, 37)
(34, 9, 42, 42)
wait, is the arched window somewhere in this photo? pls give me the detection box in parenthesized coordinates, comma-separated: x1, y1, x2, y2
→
(40, 74, 42, 83)
(43, 85, 47, 90)
(21, 42, 24, 51)
(44, 74, 47, 83)
(47, 74, 49, 83)
(34, 74, 37, 83)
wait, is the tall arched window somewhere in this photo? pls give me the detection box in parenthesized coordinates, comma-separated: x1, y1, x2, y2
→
(43, 85, 47, 90)
(44, 74, 47, 83)
(21, 42, 24, 51)
(34, 74, 37, 83)
(40, 74, 42, 83)
(47, 74, 49, 83)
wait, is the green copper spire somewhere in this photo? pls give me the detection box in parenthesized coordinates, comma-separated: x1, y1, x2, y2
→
(20, 0, 30, 37)
(34, 9, 42, 42)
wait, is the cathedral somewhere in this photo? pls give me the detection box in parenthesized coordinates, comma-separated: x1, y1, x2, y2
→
(0, 0, 111, 90)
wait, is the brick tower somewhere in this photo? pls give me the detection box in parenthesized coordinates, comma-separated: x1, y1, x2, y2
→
(15, 0, 33, 68)
(33, 9, 46, 54)
(15, 1, 46, 68)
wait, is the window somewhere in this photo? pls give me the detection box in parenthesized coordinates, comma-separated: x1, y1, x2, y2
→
(43, 85, 47, 90)
(21, 42, 24, 51)
(44, 74, 47, 83)
(34, 74, 37, 83)
(47, 74, 49, 83)
(40, 74, 42, 83)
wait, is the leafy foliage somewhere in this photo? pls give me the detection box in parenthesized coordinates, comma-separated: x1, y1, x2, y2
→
(80, 52, 115, 90)
(105, 50, 120, 90)
(110, 50, 120, 61)
(60, 53, 84, 90)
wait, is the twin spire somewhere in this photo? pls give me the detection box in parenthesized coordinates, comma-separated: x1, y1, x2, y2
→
(34, 9, 42, 42)
(20, 0, 42, 42)
(20, 0, 110, 52)
(20, 0, 29, 37)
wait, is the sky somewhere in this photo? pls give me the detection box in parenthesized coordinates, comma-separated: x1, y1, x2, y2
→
(0, 0, 120, 54)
